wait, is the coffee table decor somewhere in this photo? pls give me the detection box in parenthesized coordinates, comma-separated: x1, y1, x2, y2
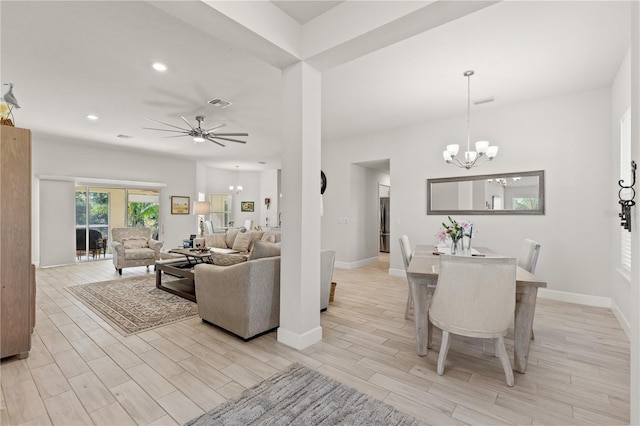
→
(68, 275, 198, 335)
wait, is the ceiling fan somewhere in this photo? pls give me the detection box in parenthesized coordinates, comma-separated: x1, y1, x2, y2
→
(143, 115, 248, 147)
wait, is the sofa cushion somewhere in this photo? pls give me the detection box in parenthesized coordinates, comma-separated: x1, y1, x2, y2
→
(204, 233, 227, 249)
(122, 238, 148, 249)
(232, 231, 254, 252)
(211, 254, 247, 266)
(123, 247, 155, 260)
(225, 228, 243, 248)
(248, 241, 281, 261)
(261, 233, 276, 243)
(261, 231, 281, 243)
(248, 231, 264, 251)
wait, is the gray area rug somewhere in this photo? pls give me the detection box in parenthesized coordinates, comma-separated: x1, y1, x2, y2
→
(68, 275, 198, 335)
(185, 363, 427, 426)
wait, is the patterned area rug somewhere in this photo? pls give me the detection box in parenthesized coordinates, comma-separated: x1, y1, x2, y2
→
(68, 275, 198, 335)
(185, 363, 427, 426)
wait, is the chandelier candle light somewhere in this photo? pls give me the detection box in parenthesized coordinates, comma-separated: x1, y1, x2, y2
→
(229, 165, 243, 194)
(443, 70, 498, 169)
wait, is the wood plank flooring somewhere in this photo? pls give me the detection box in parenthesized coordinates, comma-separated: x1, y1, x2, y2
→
(0, 255, 630, 425)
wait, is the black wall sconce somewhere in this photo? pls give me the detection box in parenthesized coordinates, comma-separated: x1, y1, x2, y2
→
(619, 160, 636, 232)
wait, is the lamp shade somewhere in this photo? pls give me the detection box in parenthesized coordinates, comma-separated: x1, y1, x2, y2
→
(193, 201, 210, 215)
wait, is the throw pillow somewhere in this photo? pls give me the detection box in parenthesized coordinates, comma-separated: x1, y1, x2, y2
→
(248, 231, 264, 251)
(225, 228, 242, 248)
(232, 232, 253, 253)
(122, 238, 148, 249)
(205, 233, 227, 249)
(248, 240, 281, 261)
(211, 254, 247, 266)
(261, 233, 276, 243)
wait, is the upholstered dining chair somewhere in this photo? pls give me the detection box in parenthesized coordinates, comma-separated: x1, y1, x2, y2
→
(399, 235, 413, 319)
(518, 238, 541, 340)
(518, 239, 541, 274)
(429, 255, 517, 386)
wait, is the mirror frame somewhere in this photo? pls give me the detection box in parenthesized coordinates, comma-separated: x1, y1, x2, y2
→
(427, 170, 545, 215)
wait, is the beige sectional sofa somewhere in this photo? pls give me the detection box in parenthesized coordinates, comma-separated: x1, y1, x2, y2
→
(193, 238, 336, 340)
(193, 228, 281, 259)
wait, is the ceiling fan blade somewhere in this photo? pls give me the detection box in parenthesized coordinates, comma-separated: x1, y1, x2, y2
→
(212, 136, 247, 144)
(163, 134, 190, 139)
(212, 133, 249, 137)
(147, 118, 188, 131)
(181, 116, 198, 131)
(205, 123, 225, 132)
(142, 127, 189, 134)
(206, 137, 226, 147)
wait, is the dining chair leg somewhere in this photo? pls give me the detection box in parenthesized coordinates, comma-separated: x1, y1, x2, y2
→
(493, 338, 500, 358)
(404, 284, 413, 319)
(437, 331, 451, 376)
(495, 336, 514, 386)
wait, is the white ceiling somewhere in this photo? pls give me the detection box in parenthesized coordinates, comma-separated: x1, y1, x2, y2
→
(0, 1, 631, 172)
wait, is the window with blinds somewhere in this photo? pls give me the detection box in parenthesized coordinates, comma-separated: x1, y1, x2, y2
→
(620, 108, 631, 272)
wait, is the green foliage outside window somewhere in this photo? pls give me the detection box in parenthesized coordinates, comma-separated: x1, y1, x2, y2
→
(128, 202, 159, 235)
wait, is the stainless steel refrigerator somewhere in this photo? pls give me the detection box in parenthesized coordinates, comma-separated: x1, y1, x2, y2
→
(380, 197, 390, 253)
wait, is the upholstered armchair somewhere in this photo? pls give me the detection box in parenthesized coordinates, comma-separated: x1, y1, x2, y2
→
(109, 228, 162, 275)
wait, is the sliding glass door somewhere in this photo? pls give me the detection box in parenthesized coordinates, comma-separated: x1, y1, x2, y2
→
(75, 186, 160, 261)
(75, 187, 110, 261)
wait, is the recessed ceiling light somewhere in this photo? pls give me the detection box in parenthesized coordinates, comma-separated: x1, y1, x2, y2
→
(87, 114, 98, 121)
(116, 134, 132, 139)
(259, 161, 266, 164)
(152, 62, 167, 72)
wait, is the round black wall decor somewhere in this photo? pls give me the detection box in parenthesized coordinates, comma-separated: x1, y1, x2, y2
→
(321, 171, 327, 194)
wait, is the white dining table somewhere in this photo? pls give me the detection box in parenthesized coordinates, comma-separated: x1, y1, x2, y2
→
(406, 245, 547, 373)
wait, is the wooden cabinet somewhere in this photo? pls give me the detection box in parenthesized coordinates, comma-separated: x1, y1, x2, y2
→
(1, 125, 34, 359)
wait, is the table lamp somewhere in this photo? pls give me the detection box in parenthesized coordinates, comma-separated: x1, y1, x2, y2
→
(193, 201, 211, 237)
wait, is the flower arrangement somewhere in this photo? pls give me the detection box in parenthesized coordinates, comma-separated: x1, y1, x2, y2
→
(436, 216, 473, 247)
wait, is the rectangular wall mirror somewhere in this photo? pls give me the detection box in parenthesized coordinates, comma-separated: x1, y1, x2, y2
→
(427, 170, 545, 215)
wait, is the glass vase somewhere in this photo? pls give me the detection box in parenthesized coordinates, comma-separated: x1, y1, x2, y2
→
(450, 240, 460, 255)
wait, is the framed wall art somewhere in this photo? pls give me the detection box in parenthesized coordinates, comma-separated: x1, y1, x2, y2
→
(171, 196, 190, 215)
(241, 201, 254, 212)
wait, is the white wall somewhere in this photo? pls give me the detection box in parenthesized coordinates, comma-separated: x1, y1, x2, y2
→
(202, 167, 263, 227)
(323, 88, 613, 299)
(32, 137, 196, 264)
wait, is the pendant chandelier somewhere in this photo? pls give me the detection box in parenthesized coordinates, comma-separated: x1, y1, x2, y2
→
(443, 70, 498, 169)
(229, 166, 243, 194)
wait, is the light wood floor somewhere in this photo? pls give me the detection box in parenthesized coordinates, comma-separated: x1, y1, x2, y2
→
(1, 254, 630, 425)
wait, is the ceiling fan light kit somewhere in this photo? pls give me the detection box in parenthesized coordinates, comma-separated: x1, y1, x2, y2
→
(144, 115, 248, 147)
(443, 70, 498, 170)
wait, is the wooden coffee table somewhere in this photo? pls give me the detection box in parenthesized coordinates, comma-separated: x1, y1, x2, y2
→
(155, 248, 241, 301)
(155, 258, 197, 302)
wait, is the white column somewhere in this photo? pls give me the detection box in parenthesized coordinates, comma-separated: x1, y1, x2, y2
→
(277, 61, 322, 349)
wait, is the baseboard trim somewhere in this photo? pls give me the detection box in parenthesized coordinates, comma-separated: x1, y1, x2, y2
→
(389, 268, 405, 277)
(537, 288, 611, 308)
(277, 326, 322, 350)
(611, 299, 631, 340)
(335, 256, 378, 270)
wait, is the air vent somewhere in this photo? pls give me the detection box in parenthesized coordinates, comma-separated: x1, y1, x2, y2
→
(207, 98, 232, 108)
